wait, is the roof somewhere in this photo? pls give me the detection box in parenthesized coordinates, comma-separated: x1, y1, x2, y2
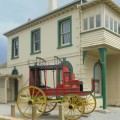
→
(4, 0, 120, 37)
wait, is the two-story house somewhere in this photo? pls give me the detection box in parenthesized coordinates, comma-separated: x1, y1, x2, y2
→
(0, 0, 120, 110)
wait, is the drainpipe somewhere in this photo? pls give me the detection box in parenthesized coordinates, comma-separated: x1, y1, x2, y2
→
(77, 2, 84, 81)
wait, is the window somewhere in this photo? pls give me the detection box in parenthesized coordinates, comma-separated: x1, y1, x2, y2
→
(94, 62, 102, 96)
(118, 23, 120, 35)
(90, 16, 94, 29)
(96, 15, 101, 27)
(114, 21, 117, 33)
(12, 37, 19, 59)
(58, 16, 72, 48)
(110, 18, 113, 31)
(31, 28, 40, 54)
(83, 18, 88, 30)
(105, 15, 109, 28)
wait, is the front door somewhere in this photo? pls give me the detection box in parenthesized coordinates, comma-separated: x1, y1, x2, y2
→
(14, 79, 18, 101)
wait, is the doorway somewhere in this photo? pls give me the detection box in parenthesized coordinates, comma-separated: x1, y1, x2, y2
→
(14, 79, 18, 101)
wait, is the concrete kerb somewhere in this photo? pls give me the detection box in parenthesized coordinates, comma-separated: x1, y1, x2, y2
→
(0, 115, 23, 120)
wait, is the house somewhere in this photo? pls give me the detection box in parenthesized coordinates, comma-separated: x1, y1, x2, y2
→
(0, 0, 120, 110)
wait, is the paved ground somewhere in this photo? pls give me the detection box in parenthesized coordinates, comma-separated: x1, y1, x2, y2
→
(0, 102, 120, 120)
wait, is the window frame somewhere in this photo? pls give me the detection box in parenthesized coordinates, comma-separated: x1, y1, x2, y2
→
(93, 61, 102, 97)
(11, 37, 19, 59)
(89, 16, 94, 29)
(31, 28, 41, 55)
(96, 14, 101, 28)
(110, 17, 113, 31)
(114, 20, 117, 33)
(118, 23, 120, 35)
(83, 18, 88, 31)
(58, 16, 72, 49)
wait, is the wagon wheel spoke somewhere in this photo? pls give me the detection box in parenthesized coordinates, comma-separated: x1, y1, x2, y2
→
(82, 94, 96, 114)
(17, 86, 47, 119)
(62, 94, 84, 120)
(45, 96, 57, 113)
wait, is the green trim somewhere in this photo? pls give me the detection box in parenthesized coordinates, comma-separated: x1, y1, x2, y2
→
(95, 96, 103, 99)
(63, 57, 66, 62)
(11, 56, 19, 60)
(99, 48, 107, 110)
(58, 16, 72, 49)
(30, 51, 41, 55)
(58, 60, 73, 84)
(12, 66, 19, 75)
(30, 28, 41, 55)
(57, 44, 73, 49)
(11, 37, 19, 59)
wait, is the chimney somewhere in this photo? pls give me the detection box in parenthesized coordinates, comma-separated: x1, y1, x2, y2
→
(48, 0, 57, 12)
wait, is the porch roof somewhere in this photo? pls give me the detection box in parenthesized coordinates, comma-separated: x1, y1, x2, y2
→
(0, 74, 22, 80)
(81, 0, 120, 16)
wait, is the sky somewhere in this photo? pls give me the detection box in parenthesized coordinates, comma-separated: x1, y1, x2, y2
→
(0, 0, 120, 64)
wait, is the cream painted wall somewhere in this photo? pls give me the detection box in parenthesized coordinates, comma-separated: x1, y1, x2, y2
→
(7, 9, 80, 67)
(107, 55, 120, 106)
(84, 54, 99, 91)
(6, 9, 82, 90)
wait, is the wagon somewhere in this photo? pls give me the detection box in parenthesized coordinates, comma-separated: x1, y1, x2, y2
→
(17, 56, 96, 120)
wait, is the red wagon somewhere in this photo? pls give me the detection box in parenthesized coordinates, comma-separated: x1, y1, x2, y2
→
(17, 56, 96, 120)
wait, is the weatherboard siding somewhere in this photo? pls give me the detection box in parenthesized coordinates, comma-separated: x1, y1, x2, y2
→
(104, 30, 120, 49)
(81, 29, 105, 48)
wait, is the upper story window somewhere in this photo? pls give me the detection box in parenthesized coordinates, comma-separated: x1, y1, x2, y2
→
(96, 15, 101, 28)
(83, 14, 101, 31)
(31, 28, 40, 54)
(110, 18, 113, 31)
(118, 23, 120, 35)
(105, 15, 109, 28)
(58, 16, 72, 48)
(12, 37, 19, 59)
(83, 18, 88, 31)
(114, 21, 117, 33)
(90, 16, 94, 29)
(105, 15, 120, 35)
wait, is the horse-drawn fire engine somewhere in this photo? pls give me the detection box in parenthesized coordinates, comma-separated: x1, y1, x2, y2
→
(17, 56, 96, 120)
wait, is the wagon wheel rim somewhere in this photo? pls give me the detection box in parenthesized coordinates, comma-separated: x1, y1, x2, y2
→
(82, 94, 96, 114)
(61, 94, 84, 120)
(17, 86, 47, 118)
(45, 96, 57, 113)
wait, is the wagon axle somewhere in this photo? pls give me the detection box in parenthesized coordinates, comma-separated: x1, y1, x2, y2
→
(69, 105, 74, 110)
(28, 100, 33, 105)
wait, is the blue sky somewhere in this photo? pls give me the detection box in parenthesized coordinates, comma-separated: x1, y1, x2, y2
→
(0, 0, 120, 63)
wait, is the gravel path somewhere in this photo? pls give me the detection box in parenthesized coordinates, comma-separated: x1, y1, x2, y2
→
(0, 102, 120, 120)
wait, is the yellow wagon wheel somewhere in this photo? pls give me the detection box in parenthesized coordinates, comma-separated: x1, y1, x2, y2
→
(45, 96, 57, 113)
(61, 94, 84, 120)
(17, 86, 47, 118)
(82, 94, 96, 114)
